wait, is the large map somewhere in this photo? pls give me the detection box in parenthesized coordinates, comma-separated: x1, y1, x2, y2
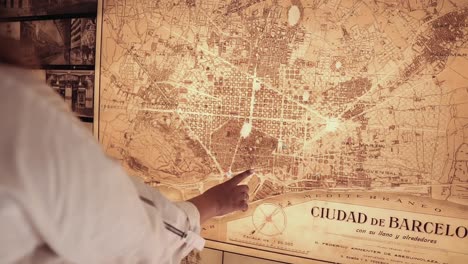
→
(99, 0, 468, 263)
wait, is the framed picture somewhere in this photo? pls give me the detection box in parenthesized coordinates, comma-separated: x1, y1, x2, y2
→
(1, 18, 97, 67)
(70, 18, 96, 65)
(46, 70, 94, 119)
(20, 19, 71, 65)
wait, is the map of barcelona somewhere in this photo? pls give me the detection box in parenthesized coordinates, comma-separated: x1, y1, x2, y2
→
(99, 0, 468, 263)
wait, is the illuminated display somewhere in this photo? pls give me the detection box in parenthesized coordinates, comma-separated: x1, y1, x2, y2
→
(98, 0, 468, 262)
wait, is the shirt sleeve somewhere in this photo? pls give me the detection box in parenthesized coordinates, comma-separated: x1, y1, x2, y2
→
(0, 69, 203, 263)
(130, 177, 206, 260)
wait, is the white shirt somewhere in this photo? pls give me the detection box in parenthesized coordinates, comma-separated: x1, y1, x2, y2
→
(0, 65, 205, 263)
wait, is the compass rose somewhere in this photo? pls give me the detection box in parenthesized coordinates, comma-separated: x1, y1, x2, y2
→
(251, 203, 287, 236)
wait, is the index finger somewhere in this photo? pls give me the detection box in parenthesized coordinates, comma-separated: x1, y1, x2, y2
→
(226, 169, 254, 186)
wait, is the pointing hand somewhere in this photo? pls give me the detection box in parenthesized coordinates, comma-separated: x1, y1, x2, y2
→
(188, 169, 254, 223)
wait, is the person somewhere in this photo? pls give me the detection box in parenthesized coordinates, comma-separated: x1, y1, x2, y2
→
(0, 37, 253, 263)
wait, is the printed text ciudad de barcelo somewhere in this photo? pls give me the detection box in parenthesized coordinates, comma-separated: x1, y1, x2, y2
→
(311, 206, 467, 238)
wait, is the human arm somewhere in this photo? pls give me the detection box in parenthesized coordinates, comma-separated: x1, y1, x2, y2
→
(0, 67, 200, 263)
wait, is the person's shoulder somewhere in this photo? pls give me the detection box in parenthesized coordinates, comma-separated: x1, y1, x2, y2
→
(0, 64, 69, 115)
(0, 64, 92, 149)
(0, 64, 44, 88)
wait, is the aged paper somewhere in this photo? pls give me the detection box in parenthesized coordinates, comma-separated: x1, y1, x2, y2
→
(98, 0, 468, 262)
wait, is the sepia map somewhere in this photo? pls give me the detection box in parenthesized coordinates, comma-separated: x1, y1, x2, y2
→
(99, 0, 468, 263)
